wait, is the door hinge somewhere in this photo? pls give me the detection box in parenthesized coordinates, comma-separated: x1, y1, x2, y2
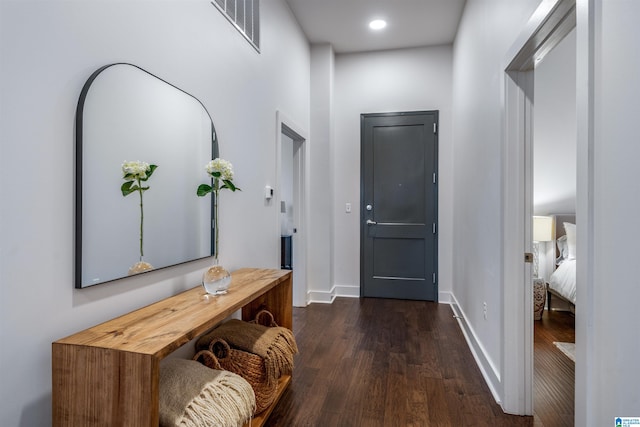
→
(433, 173, 437, 184)
(432, 273, 437, 284)
(433, 123, 437, 134)
(524, 252, 533, 263)
(432, 223, 437, 234)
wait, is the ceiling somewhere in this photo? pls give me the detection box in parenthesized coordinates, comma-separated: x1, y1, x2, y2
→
(284, 0, 467, 54)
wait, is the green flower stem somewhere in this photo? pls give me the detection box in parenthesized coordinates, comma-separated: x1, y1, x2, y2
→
(197, 161, 240, 261)
(138, 177, 144, 261)
(213, 179, 220, 260)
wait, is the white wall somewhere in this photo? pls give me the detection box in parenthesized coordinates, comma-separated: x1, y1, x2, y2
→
(534, 28, 577, 283)
(576, 0, 640, 424)
(332, 46, 454, 300)
(534, 29, 577, 216)
(0, 1, 309, 425)
(307, 44, 335, 302)
(451, 0, 541, 404)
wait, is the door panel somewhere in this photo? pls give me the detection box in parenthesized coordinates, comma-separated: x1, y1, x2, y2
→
(373, 238, 425, 279)
(373, 125, 426, 223)
(361, 111, 438, 301)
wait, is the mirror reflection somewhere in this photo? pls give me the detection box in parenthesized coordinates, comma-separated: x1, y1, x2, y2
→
(76, 63, 216, 288)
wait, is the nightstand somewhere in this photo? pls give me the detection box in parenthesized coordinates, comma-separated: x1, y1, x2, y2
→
(533, 278, 546, 320)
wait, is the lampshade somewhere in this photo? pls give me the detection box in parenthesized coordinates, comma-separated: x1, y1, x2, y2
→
(533, 216, 553, 242)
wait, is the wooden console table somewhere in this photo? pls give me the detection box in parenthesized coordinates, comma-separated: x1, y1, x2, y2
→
(52, 268, 292, 426)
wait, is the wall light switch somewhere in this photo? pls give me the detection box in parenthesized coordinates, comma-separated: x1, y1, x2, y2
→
(345, 203, 351, 213)
(265, 185, 273, 199)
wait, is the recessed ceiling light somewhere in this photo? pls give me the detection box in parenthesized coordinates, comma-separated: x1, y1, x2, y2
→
(369, 19, 387, 30)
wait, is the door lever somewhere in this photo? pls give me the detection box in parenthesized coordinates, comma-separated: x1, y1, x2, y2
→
(366, 219, 377, 225)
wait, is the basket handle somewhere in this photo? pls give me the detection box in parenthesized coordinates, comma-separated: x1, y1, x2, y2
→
(193, 349, 222, 370)
(250, 309, 278, 327)
(209, 338, 231, 360)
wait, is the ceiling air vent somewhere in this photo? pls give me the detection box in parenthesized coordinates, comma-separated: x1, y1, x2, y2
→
(211, 0, 260, 52)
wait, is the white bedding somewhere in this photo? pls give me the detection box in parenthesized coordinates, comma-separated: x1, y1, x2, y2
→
(549, 259, 576, 304)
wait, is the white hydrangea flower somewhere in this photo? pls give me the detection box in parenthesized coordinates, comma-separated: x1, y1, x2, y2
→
(122, 160, 150, 179)
(206, 158, 234, 181)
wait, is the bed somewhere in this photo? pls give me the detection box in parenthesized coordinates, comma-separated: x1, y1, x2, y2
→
(547, 214, 576, 311)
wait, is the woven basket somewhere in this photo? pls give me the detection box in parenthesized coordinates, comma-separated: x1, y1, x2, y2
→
(206, 339, 277, 415)
(193, 349, 223, 370)
(249, 309, 278, 327)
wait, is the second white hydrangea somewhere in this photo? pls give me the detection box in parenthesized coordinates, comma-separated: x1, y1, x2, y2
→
(205, 158, 234, 181)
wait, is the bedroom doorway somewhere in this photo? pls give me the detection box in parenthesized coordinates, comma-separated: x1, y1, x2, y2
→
(531, 25, 577, 427)
(276, 111, 308, 308)
(501, 0, 576, 416)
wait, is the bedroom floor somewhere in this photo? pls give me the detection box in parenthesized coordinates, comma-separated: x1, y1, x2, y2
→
(533, 308, 576, 427)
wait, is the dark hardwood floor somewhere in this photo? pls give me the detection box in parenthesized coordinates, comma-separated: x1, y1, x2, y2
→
(265, 298, 533, 426)
(533, 309, 575, 427)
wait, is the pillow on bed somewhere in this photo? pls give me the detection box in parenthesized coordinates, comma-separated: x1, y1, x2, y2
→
(564, 222, 576, 259)
(556, 235, 568, 265)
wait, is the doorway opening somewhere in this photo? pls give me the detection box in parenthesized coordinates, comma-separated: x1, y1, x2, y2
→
(501, 0, 576, 416)
(531, 27, 576, 426)
(276, 111, 308, 307)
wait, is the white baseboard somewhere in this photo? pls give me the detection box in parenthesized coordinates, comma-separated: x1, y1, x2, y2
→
(307, 289, 335, 304)
(449, 294, 502, 407)
(438, 290, 453, 304)
(309, 286, 452, 304)
(334, 284, 360, 298)
(307, 284, 360, 303)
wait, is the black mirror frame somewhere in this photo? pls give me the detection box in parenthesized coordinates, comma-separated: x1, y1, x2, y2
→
(74, 63, 219, 289)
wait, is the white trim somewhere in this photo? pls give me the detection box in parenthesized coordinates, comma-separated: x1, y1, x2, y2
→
(504, 0, 576, 71)
(276, 111, 309, 308)
(334, 284, 360, 298)
(308, 286, 450, 304)
(501, 69, 534, 415)
(438, 291, 453, 304)
(574, 0, 595, 424)
(307, 283, 360, 304)
(307, 289, 336, 304)
(450, 294, 502, 406)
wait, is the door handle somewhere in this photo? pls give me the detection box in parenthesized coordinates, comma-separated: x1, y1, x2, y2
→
(366, 219, 377, 225)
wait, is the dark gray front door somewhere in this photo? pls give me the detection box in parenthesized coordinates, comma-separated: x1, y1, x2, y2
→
(361, 111, 438, 301)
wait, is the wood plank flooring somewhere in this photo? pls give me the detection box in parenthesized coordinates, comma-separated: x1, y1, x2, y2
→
(533, 309, 575, 427)
(265, 298, 533, 426)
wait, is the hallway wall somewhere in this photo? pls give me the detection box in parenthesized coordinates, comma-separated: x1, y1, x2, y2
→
(576, 0, 640, 423)
(451, 0, 542, 405)
(0, 1, 310, 425)
(332, 45, 454, 300)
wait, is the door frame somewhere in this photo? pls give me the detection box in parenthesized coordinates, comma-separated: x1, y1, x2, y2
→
(276, 111, 309, 307)
(359, 110, 439, 301)
(501, 0, 576, 415)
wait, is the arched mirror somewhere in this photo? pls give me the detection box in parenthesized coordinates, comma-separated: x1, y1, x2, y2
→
(76, 63, 217, 288)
